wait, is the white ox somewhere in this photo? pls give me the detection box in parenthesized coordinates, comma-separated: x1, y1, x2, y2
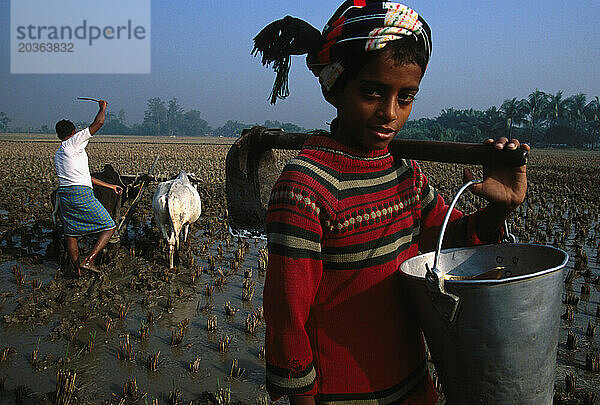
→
(152, 171, 201, 269)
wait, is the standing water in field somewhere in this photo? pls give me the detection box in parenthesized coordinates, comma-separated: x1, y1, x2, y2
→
(0, 139, 599, 403)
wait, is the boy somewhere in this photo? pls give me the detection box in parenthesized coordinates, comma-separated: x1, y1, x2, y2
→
(254, 1, 529, 404)
(55, 100, 122, 275)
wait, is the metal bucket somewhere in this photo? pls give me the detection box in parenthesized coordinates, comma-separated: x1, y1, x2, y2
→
(399, 180, 568, 404)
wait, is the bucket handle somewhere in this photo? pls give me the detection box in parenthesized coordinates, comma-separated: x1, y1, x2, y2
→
(425, 179, 481, 323)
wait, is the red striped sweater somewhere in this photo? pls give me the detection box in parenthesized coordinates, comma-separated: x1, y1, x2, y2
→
(264, 135, 490, 404)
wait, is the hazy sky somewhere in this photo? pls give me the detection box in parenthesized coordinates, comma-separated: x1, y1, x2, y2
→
(1, 0, 599, 131)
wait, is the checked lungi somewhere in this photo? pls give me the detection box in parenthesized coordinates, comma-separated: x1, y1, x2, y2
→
(57, 185, 116, 237)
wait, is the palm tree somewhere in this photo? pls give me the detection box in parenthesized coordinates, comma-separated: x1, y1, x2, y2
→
(566, 93, 587, 131)
(543, 91, 571, 145)
(479, 106, 505, 139)
(524, 89, 548, 146)
(565, 93, 588, 146)
(437, 108, 461, 129)
(584, 96, 600, 149)
(545, 91, 569, 128)
(500, 98, 527, 140)
(436, 108, 485, 142)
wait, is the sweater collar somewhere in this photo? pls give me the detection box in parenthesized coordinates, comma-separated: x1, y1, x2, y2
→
(302, 133, 399, 169)
(304, 133, 390, 157)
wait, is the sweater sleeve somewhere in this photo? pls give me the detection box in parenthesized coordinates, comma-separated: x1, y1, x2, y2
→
(416, 162, 502, 252)
(264, 177, 323, 398)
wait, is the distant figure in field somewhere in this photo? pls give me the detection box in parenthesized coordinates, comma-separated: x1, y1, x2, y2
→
(54, 100, 122, 276)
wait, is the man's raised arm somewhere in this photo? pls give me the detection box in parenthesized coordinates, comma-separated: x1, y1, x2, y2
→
(89, 100, 108, 135)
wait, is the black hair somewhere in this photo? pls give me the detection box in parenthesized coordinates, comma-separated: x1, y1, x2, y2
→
(328, 37, 429, 96)
(55, 119, 75, 140)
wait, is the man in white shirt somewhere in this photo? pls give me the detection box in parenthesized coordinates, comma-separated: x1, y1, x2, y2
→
(54, 100, 122, 275)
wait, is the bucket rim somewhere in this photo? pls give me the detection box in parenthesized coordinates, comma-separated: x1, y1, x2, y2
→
(399, 242, 569, 285)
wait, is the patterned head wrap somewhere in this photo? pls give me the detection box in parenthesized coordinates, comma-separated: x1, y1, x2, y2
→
(252, 0, 432, 104)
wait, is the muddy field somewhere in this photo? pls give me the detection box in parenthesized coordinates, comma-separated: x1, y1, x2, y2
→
(0, 136, 599, 404)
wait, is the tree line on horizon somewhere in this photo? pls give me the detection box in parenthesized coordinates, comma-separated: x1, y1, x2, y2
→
(0, 97, 306, 139)
(1, 91, 598, 148)
(87, 97, 307, 138)
(401, 90, 599, 148)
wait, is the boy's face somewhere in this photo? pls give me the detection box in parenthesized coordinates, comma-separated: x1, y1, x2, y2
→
(328, 55, 422, 150)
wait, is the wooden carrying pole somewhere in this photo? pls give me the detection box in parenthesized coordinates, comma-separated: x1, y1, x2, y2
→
(225, 126, 528, 233)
